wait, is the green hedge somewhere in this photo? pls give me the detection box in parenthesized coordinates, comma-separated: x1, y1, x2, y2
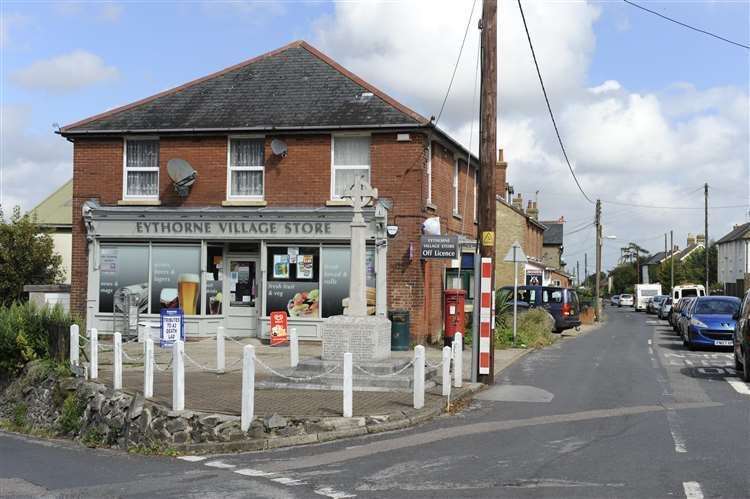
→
(0, 302, 79, 377)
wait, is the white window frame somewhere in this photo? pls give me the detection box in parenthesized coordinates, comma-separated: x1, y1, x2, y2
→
(452, 158, 459, 215)
(426, 140, 432, 205)
(330, 133, 371, 200)
(226, 135, 266, 201)
(122, 136, 160, 200)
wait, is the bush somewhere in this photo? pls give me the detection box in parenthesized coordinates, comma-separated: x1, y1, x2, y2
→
(58, 393, 85, 435)
(0, 302, 80, 377)
(495, 309, 555, 349)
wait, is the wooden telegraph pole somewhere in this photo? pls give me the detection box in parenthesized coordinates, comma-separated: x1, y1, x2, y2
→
(594, 199, 602, 321)
(704, 183, 709, 292)
(477, 0, 497, 385)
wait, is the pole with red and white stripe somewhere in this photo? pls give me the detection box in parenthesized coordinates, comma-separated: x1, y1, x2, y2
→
(478, 257, 493, 377)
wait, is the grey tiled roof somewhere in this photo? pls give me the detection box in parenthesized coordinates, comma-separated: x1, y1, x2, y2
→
(61, 41, 427, 134)
(717, 222, 750, 244)
(540, 221, 563, 246)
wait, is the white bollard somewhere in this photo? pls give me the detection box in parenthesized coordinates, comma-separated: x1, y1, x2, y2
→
(144, 338, 154, 399)
(453, 333, 463, 388)
(216, 326, 225, 374)
(113, 332, 122, 390)
(414, 345, 425, 409)
(69, 324, 79, 367)
(343, 352, 353, 418)
(241, 344, 255, 431)
(172, 340, 185, 411)
(442, 346, 452, 397)
(290, 327, 299, 368)
(90, 328, 98, 380)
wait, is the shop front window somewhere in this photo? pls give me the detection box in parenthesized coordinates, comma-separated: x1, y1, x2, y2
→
(266, 247, 320, 318)
(99, 245, 149, 314)
(321, 247, 376, 318)
(206, 246, 224, 315)
(150, 245, 201, 315)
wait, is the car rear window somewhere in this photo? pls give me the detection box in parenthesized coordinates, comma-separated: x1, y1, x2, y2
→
(682, 289, 698, 297)
(694, 299, 739, 315)
(621, 294, 633, 299)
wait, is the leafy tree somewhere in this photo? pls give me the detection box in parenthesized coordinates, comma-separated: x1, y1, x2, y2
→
(0, 206, 63, 306)
(608, 263, 637, 295)
(654, 245, 718, 293)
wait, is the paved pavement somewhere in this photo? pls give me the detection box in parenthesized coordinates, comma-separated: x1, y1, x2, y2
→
(4, 310, 747, 497)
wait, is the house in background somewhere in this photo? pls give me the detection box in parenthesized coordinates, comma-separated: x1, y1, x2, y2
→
(539, 216, 572, 287)
(495, 192, 546, 288)
(24, 179, 73, 311)
(641, 233, 705, 284)
(717, 222, 750, 297)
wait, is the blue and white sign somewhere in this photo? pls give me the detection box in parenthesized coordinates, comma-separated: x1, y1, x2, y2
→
(160, 308, 184, 347)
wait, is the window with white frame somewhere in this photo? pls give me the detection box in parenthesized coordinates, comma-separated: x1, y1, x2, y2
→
(332, 135, 371, 198)
(452, 158, 459, 215)
(426, 141, 432, 204)
(124, 138, 159, 198)
(228, 137, 264, 198)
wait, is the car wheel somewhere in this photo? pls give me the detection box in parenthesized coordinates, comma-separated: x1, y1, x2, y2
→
(685, 331, 695, 351)
(743, 348, 750, 383)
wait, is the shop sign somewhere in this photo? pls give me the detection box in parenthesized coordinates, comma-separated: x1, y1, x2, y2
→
(269, 311, 288, 347)
(160, 308, 184, 347)
(526, 270, 543, 286)
(420, 235, 458, 259)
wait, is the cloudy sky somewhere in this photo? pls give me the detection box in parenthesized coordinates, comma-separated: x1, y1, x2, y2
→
(1, 0, 748, 271)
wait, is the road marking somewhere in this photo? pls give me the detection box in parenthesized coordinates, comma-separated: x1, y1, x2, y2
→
(234, 468, 276, 477)
(260, 402, 721, 472)
(271, 477, 306, 486)
(204, 460, 236, 469)
(648, 339, 652, 345)
(665, 410, 687, 453)
(649, 347, 654, 356)
(683, 481, 704, 499)
(315, 487, 357, 498)
(177, 455, 207, 462)
(727, 379, 750, 395)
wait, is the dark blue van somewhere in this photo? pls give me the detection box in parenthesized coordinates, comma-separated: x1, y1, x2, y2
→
(499, 285, 581, 333)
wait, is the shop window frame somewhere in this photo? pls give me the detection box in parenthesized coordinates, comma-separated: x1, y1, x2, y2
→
(122, 136, 160, 201)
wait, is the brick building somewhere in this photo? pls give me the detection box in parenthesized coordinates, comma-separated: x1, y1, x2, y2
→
(59, 41, 488, 342)
(494, 193, 545, 287)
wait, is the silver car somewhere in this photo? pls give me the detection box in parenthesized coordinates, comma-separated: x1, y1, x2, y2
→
(658, 297, 672, 319)
(619, 294, 634, 307)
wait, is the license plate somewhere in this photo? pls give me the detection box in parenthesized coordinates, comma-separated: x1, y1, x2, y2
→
(714, 340, 733, 346)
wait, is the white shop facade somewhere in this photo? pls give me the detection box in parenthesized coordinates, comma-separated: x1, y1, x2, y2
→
(82, 200, 389, 340)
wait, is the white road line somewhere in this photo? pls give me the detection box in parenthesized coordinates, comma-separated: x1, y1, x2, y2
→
(314, 487, 357, 498)
(648, 339, 652, 345)
(727, 379, 750, 395)
(665, 410, 687, 454)
(649, 347, 654, 356)
(234, 468, 277, 477)
(683, 481, 704, 499)
(204, 460, 236, 469)
(177, 456, 207, 462)
(271, 477, 306, 486)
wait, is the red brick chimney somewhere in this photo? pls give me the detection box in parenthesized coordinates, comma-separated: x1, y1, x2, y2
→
(496, 148, 508, 199)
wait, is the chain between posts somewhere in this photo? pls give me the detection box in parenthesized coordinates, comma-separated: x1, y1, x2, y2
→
(254, 356, 339, 381)
(153, 358, 173, 372)
(354, 359, 416, 378)
(121, 350, 144, 362)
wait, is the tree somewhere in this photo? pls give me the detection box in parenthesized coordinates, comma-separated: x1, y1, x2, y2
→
(0, 206, 63, 306)
(655, 245, 718, 293)
(609, 263, 637, 295)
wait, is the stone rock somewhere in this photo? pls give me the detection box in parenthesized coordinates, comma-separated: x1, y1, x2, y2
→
(59, 377, 80, 392)
(101, 403, 111, 417)
(304, 420, 333, 433)
(199, 414, 236, 429)
(365, 415, 389, 425)
(128, 394, 144, 420)
(221, 430, 246, 442)
(90, 394, 105, 413)
(278, 425, 304, 438)
(215, 420, 241, 434)
(264, 413, 287, 430)
(168, 410, 193, 418)
(248, 420, 266, 439)
(173, 431, 189, 444)
(165, 418, 187, 434)
(117, 395, 133, 411)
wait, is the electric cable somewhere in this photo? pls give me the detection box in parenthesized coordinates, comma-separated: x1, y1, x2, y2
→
(623, 0, 749, 50)
(517, 0, 594, 205)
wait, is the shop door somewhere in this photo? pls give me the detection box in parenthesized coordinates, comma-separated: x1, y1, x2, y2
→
(225, 258, 258, 337)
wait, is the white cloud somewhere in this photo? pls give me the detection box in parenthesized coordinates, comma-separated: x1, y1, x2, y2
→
(10, 50, 119, 93)
(0, 106, 72, 212)
(99, 4, 124, 23)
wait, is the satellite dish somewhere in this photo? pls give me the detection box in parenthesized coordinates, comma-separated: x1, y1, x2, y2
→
(271, 139, 288, 157)
(167, 158, 197, 197)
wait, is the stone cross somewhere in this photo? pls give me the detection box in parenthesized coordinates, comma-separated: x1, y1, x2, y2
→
(342, 176, 378, 316)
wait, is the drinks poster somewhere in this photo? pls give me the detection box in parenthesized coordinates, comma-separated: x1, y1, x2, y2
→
(151, 246, 201, 315)
(269, 311, 288, 346)
(160, 308, 184, 347)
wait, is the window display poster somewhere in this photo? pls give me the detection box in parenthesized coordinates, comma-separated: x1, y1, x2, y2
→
(150, 246, 201, 315)
(273, 254, 290, 279)
(160, 308, 184, 347)
(297, 254, 314, 279)
(99, 245, 149, 313)
(321, 247, 376, 318)
(266, 281, 319, 318)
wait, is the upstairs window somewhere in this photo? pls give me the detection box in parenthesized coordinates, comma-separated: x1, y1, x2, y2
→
(332, 135, 371, 198)
(228, 137, 264, 199)
(426, 141, 432, 205)
(124, 138, 159, 198)
(452, 158, 459, 215)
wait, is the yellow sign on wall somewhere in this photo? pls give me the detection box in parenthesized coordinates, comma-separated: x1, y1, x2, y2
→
(482, 231, 495, 247)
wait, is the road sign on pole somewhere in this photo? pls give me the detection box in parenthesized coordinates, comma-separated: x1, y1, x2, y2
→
(504, 241, 527, 263)
(503, 242, 527, 345)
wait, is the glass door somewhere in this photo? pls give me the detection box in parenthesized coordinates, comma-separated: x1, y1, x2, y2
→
(225, 258, 258, 336)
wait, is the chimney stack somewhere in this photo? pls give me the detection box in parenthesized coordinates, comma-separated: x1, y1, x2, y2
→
(496, 148, 508, 199)
(696, 234, 706, 245)
(526, 200, 539, 220)
(511, 193, 523, 211)
(687, 233, 696, 246)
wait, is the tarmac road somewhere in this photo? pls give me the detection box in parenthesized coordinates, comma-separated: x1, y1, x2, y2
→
(2, 307, 749, 498)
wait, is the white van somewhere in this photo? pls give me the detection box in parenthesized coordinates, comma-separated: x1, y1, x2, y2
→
(672, 284, 706, 301)
(635, 284, 662, 312)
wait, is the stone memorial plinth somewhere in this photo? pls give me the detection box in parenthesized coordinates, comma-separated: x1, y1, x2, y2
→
(322, 315, 391, 362)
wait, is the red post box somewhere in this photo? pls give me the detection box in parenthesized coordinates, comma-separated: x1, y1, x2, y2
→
(444, 289, 466, 348)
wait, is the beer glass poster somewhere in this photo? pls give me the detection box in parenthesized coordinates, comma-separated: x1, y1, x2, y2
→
(150, 246, 201, 315)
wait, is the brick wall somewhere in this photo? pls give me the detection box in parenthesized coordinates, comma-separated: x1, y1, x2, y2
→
(70, 132, 478, 342)
(494, 200, 544, 288)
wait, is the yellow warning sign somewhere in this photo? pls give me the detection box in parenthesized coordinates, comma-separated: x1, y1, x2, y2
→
(482, 231, 495, 247)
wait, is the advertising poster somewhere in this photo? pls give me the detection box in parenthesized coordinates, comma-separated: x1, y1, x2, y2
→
(160, 308, 184, 347)
(273, 254, 290, 279)
(269, 311, 288, 346)
(321, 247, 376, 318)
(526, 270, 543, 286)
(99, 245, 149, 314)
(266, 281, 319, 318)
(150, 246, 201, 315)
(297, 254, 314, 279)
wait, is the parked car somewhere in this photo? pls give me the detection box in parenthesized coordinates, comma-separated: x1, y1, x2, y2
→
(670, 297, 691, 330)
(619, 294, 634, 307)
(647, 295, 667, 314)
(683, 296, 740, 350)
(677, 297, 697, 340)
(658, 297, 673, 320)
(611, 295, 620, 306)
(635, 284, 662, 312)
(734, 291, 750, 381)
(498, 285, 581, 333)
(671, 284, 706, 301)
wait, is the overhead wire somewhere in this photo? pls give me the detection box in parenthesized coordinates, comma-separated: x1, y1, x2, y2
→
(517, 0, 594, 205)
(623, 0, 750, 50)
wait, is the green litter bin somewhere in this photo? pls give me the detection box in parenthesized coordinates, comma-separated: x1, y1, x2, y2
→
(389, 310, 410, 351)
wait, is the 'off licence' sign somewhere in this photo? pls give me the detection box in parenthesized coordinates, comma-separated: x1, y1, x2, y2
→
(420, 235, 458, 259)
(160, 308, 185, 347)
